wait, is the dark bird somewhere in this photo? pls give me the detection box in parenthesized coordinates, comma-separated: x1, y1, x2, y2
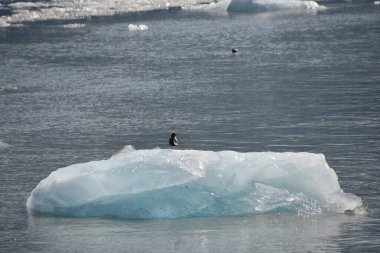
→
(232, 48, 239, 54)
(169, 133, 178, 147)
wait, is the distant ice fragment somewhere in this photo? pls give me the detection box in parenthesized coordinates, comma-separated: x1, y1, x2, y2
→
(0, 85, 18, 92)
(62, 23, 86, 29)
(128, 24, 149, 31)
(0, 139, 10, 149)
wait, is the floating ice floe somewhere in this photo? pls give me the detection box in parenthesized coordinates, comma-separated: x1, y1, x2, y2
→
(0, 0, 216, 28)
(0, 0, 326, 28)
(62, 23, 86, 29)
(0, 85, 18, 92)
(128, 24, 149, 31)
(27, 147, 365, 219)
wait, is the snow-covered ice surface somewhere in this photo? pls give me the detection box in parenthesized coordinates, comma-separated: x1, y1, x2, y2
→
(0, 0, 216, 27)
(0, 0, 323, 27)
(27, 147, 364, 219)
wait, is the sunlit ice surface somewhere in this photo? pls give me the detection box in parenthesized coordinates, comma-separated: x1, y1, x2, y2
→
(27, 146, 365, 219)
(0, 0, 324, 28)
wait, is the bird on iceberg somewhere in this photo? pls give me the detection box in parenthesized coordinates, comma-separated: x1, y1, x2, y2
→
(169, 133, 178, 147)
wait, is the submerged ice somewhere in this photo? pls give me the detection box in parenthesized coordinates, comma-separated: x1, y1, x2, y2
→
(0, 138, 10, 149)
(27, 148, 364, 219)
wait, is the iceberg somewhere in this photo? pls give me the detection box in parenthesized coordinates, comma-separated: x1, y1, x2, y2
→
(226, 0, 322, 13)
(27, 147, 364, 219)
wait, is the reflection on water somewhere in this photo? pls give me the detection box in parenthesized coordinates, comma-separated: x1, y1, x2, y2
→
(18, 214, 369, 253)
(335, 217, 380, 252)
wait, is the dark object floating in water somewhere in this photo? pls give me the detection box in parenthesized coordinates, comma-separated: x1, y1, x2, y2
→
(232, 48, 239, 54)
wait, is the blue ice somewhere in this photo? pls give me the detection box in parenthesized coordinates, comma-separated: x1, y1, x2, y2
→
(27, 147, 364, 219)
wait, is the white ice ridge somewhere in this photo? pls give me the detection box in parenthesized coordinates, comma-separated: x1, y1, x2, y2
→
(0, 0, 216, 28)
(0, 0, 324, 28)
(27, 147, 364, 219)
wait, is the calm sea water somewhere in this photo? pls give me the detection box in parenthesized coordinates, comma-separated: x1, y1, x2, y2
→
(1, 1, 380, 252)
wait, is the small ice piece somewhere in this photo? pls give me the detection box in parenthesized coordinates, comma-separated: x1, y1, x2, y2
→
(62, 23, 86, 29)
(128, 24, 148, 31)
(0, 85, 18, 92)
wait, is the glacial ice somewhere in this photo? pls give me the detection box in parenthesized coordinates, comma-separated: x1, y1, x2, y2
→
(0, 0, 216, 28)
(226, 0, 322, 13)
(0, 0, 323, 28)
(27, 147, 364, 219)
